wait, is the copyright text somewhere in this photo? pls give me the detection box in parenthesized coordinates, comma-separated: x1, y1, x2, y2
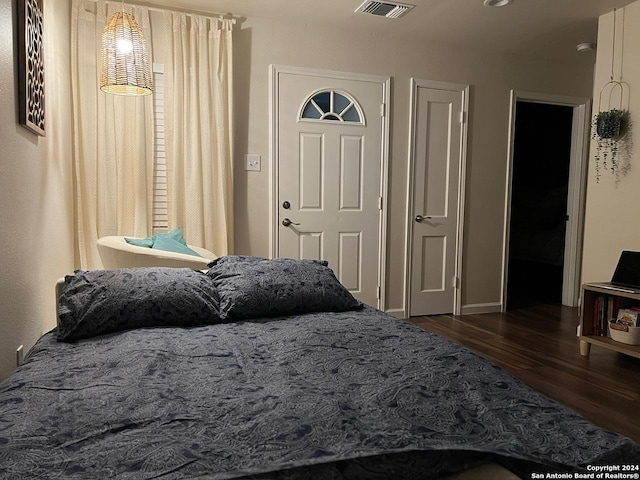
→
(530, 466, 639, 480)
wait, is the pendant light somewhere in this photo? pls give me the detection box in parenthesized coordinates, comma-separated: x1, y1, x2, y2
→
(100, 1, 153, 95)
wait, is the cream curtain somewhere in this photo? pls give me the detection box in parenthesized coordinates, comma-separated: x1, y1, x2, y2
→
(71, 0, 154, 268)
(163, 12, 234, 256)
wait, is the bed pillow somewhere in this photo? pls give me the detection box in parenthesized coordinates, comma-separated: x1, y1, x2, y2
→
(206, 256, 362, 320)
(57, 267, 219, 342)
(207, 255, 264, 268)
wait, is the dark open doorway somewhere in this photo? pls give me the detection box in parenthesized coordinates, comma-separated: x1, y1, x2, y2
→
(506, 101, 574, 309)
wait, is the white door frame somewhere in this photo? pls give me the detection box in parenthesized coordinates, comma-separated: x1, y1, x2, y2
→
(404, 78, 470, 317)
(269, 64, 391, 310)
(501, 90, 591, 310)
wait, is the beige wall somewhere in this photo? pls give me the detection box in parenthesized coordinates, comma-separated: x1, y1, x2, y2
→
(582, 2, 640, 285)
(232, 17, 595, 313)
(0, 0, 74, 380)
(0, 3, 605, 381)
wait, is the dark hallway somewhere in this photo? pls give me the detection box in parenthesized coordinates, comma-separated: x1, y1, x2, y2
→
(507, 101, 574, 309)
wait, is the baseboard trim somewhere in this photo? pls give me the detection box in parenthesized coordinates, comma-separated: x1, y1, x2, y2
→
(460, 302, 502, 315)
(386, 304, 501, 317)
(385, 308, 406, 319)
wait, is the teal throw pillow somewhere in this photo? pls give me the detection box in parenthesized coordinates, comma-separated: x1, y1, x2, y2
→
(124, 228, 202, 257)
(125, 236, 154, 248)
(152, 235, 202, 257)
(160, 227, 189, 246)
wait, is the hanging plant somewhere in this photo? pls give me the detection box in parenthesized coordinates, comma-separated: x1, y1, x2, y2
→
(595, 109, 625, 139)
(592, 108, 629, 182)
(592, 8, 632, 184)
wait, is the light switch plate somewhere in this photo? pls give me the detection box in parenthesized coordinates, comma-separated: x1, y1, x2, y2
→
(245, 154, 261, 172)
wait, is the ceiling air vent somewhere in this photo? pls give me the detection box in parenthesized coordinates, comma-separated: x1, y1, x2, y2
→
(355, 0, 415, 19)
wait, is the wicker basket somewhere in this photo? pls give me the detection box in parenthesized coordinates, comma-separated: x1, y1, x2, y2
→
(609, 321, 640, 346)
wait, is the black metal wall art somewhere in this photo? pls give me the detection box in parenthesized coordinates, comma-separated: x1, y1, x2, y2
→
(17, 0, 45, 136)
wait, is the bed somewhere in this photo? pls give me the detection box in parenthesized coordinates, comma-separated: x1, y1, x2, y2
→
(0, 256, 638, 479)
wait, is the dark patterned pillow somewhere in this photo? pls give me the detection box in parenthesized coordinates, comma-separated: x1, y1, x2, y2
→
(207, 255, 264, 268)
(58, 268, 220, 342)
(206, 256, 362, 320)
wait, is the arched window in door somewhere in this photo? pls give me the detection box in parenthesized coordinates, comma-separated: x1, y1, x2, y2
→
(300, 89, 364, 125)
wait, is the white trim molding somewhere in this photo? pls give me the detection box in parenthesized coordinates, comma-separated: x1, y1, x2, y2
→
(385, 308, 406, 319)
(501, 90, 590, 310)
(460, 302, 502, 315)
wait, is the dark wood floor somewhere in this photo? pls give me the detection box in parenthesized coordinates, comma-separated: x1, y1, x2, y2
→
(406, 304, 640, 443)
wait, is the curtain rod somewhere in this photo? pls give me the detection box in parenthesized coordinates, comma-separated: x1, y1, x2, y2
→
(89, 0, 237, 24)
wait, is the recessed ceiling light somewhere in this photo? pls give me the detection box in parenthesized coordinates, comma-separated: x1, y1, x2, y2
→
(483, 0, 514, 7)
(576, 42, 596, 53)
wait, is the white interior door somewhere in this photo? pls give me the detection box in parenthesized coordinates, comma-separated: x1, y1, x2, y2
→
(273, 68, 388, 308)
(408, 80, 467, 316)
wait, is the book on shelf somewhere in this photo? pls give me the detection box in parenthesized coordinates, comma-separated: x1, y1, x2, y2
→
(591, 294, 621, 336)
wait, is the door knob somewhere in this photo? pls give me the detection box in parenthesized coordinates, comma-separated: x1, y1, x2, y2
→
(282, 218, 300, 227)
(415, 214, 432, 223)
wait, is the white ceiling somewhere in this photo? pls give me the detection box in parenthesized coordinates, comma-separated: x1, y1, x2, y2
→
(141, 0, 632, 60)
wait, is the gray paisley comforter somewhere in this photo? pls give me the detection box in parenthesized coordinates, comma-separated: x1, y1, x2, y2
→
(0, 307, 638, 479)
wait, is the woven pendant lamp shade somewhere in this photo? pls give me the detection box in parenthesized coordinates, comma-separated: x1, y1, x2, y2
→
(100, 11, 153, 95)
